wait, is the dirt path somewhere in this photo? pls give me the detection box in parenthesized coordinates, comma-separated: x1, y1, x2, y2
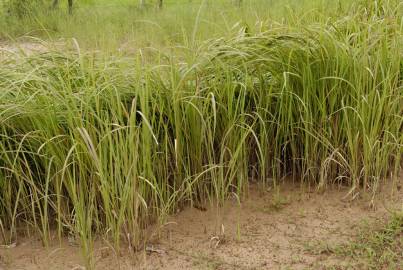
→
(0, 39, 73, 58)
(1, 178, 402, 270)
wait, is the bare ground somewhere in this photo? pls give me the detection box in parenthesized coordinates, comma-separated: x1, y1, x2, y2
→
(1, 177, 402, 270)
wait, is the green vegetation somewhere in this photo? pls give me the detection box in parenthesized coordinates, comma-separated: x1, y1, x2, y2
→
(336, 212, 403, 269)
(1, 0, 359, 50)
(306, 211, 403, 269)
(0, 0, 402, 268)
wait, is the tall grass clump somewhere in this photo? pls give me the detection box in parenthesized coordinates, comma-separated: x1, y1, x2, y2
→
(0, 0, 402, 267)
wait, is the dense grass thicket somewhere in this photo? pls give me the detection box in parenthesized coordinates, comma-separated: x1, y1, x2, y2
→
(0, 0, 402, 267)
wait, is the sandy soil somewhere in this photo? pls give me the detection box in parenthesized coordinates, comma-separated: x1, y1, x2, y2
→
(1, 177, 402, 270)
(0, 39, 71, 58)
(0, 40, 48, 55)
